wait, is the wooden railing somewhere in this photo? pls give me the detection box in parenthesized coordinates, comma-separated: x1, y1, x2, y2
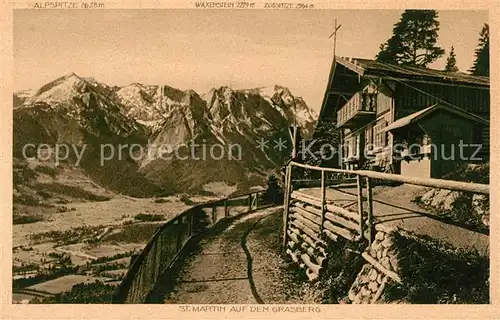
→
(113, 190, 269, 304)
(337, 92, 377, 126)
(282, 161, 489, 280)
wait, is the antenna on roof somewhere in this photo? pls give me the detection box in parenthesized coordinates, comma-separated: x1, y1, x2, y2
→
(328, 18, 342, 61)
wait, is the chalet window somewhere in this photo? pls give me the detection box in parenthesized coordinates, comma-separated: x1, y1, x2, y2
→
(365, 126, 373, 151)
(422, 134, 431, 146)
(347, 137, 353, 157)
(473, 125, 489, 154)
(353, 135, 358, 156)
(373, 122, 387, 148)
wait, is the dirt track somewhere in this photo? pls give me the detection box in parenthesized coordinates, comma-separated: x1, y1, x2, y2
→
(163, 207, 312, 304)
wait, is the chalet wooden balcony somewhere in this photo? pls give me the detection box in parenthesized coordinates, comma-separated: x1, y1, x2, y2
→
(337, 92, 377, 128)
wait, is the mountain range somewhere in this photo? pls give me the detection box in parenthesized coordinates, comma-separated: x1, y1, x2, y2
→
(13, 73, 317, 197)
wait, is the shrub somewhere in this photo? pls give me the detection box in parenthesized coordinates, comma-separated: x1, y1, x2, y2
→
(13, 214, 43, 225)
(13, 194, 41, 206)
(30, 225, 105, 245)
(34, 183, 110, 201)
(34, 165, 58, 178)
(318, 239, 366, 303)
(89, 251, 135, 264)
(13, 265, 78, 289)
(196, 189, 216, 197)
(30, 281, 116, 304)
(13, 263, 39, 273)
(37, 190, 52, 199)
(13, 167, 38, 185)
(180, 195, 195, 205)
(154, 198, 170, 203)
(134, 213, 165, 222)
(383, 233, 489, 304)
(442, 163, 489, 184)
(103, 223, 162, 243)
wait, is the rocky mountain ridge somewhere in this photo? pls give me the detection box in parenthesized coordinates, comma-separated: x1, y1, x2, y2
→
(14, 74, 318, 195)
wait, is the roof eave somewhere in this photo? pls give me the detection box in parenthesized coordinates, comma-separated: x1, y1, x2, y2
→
(335, 56, 365, 76)
(383, 104, 489, 133)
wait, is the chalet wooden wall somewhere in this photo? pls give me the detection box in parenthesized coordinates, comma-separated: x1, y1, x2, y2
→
(394, 82, 489, 119)
(419, 111, 483, 177)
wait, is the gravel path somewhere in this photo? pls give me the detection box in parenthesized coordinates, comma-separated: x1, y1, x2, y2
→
(163, 207, 311, 304)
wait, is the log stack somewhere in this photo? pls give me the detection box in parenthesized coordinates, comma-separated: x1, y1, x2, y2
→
(284, 187, 403, 303)
(285, 190, 363, 281)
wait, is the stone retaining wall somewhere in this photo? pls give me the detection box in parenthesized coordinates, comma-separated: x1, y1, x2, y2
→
(346, 230, 401, 304)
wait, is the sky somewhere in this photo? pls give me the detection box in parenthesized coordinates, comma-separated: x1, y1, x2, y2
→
(14, 9, 488, 112)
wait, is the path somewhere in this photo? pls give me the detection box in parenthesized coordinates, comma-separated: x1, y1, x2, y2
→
(300, 184, 489, 255)
(54, 246, 98, 261)
(162, 207, 311, 304)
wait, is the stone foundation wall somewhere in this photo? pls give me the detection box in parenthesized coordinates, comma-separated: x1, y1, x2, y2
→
(346, 230, 401, 304)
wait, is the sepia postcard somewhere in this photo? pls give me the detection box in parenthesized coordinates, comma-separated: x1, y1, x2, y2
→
(1, 1, 499, 319)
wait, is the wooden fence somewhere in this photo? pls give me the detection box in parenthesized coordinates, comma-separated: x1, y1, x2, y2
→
(112, 190, 268, 303)
(282, 161, 490, 281)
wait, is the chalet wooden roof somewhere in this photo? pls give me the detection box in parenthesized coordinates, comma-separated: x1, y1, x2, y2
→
(318, 56, 490, 121)
(382, 103, 489, 133)
(336, 57, 490, 86)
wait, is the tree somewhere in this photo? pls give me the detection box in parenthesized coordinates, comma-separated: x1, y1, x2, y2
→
(444, 46, 459, 72)
(376, 10, 445, 67)
(263, 173, 283, 204)
(469, 23, 489, 76)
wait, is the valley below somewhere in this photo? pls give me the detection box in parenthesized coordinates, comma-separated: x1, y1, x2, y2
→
(12, 73, 317, 303)
(12, 166, 220, 303)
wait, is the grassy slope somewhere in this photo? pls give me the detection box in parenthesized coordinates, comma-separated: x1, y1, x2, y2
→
(383, 232, 489, 304)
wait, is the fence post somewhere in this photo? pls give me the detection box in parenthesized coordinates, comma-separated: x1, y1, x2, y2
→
(357, 175, 364, 240)
(176, 219, 182, 251)
(212, 203, 217, 224)
(282, 164, 293, 248)
(320, 170, 326, 236)
(365, 177, 374, 245)
(224, 199, 228, 217)
(187, 211, 192, 237)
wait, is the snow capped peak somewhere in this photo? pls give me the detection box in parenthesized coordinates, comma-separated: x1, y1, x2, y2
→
(240, 85, 291, 101)
(115, 84, 159, 120)
(252, 86, 277, 98)
(82, 76, 98, 84)
(28, 73, 88, 104)
(19, 75, 317, 139)
(127, 82, 153, 91)
(118, 83, 143, 94)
